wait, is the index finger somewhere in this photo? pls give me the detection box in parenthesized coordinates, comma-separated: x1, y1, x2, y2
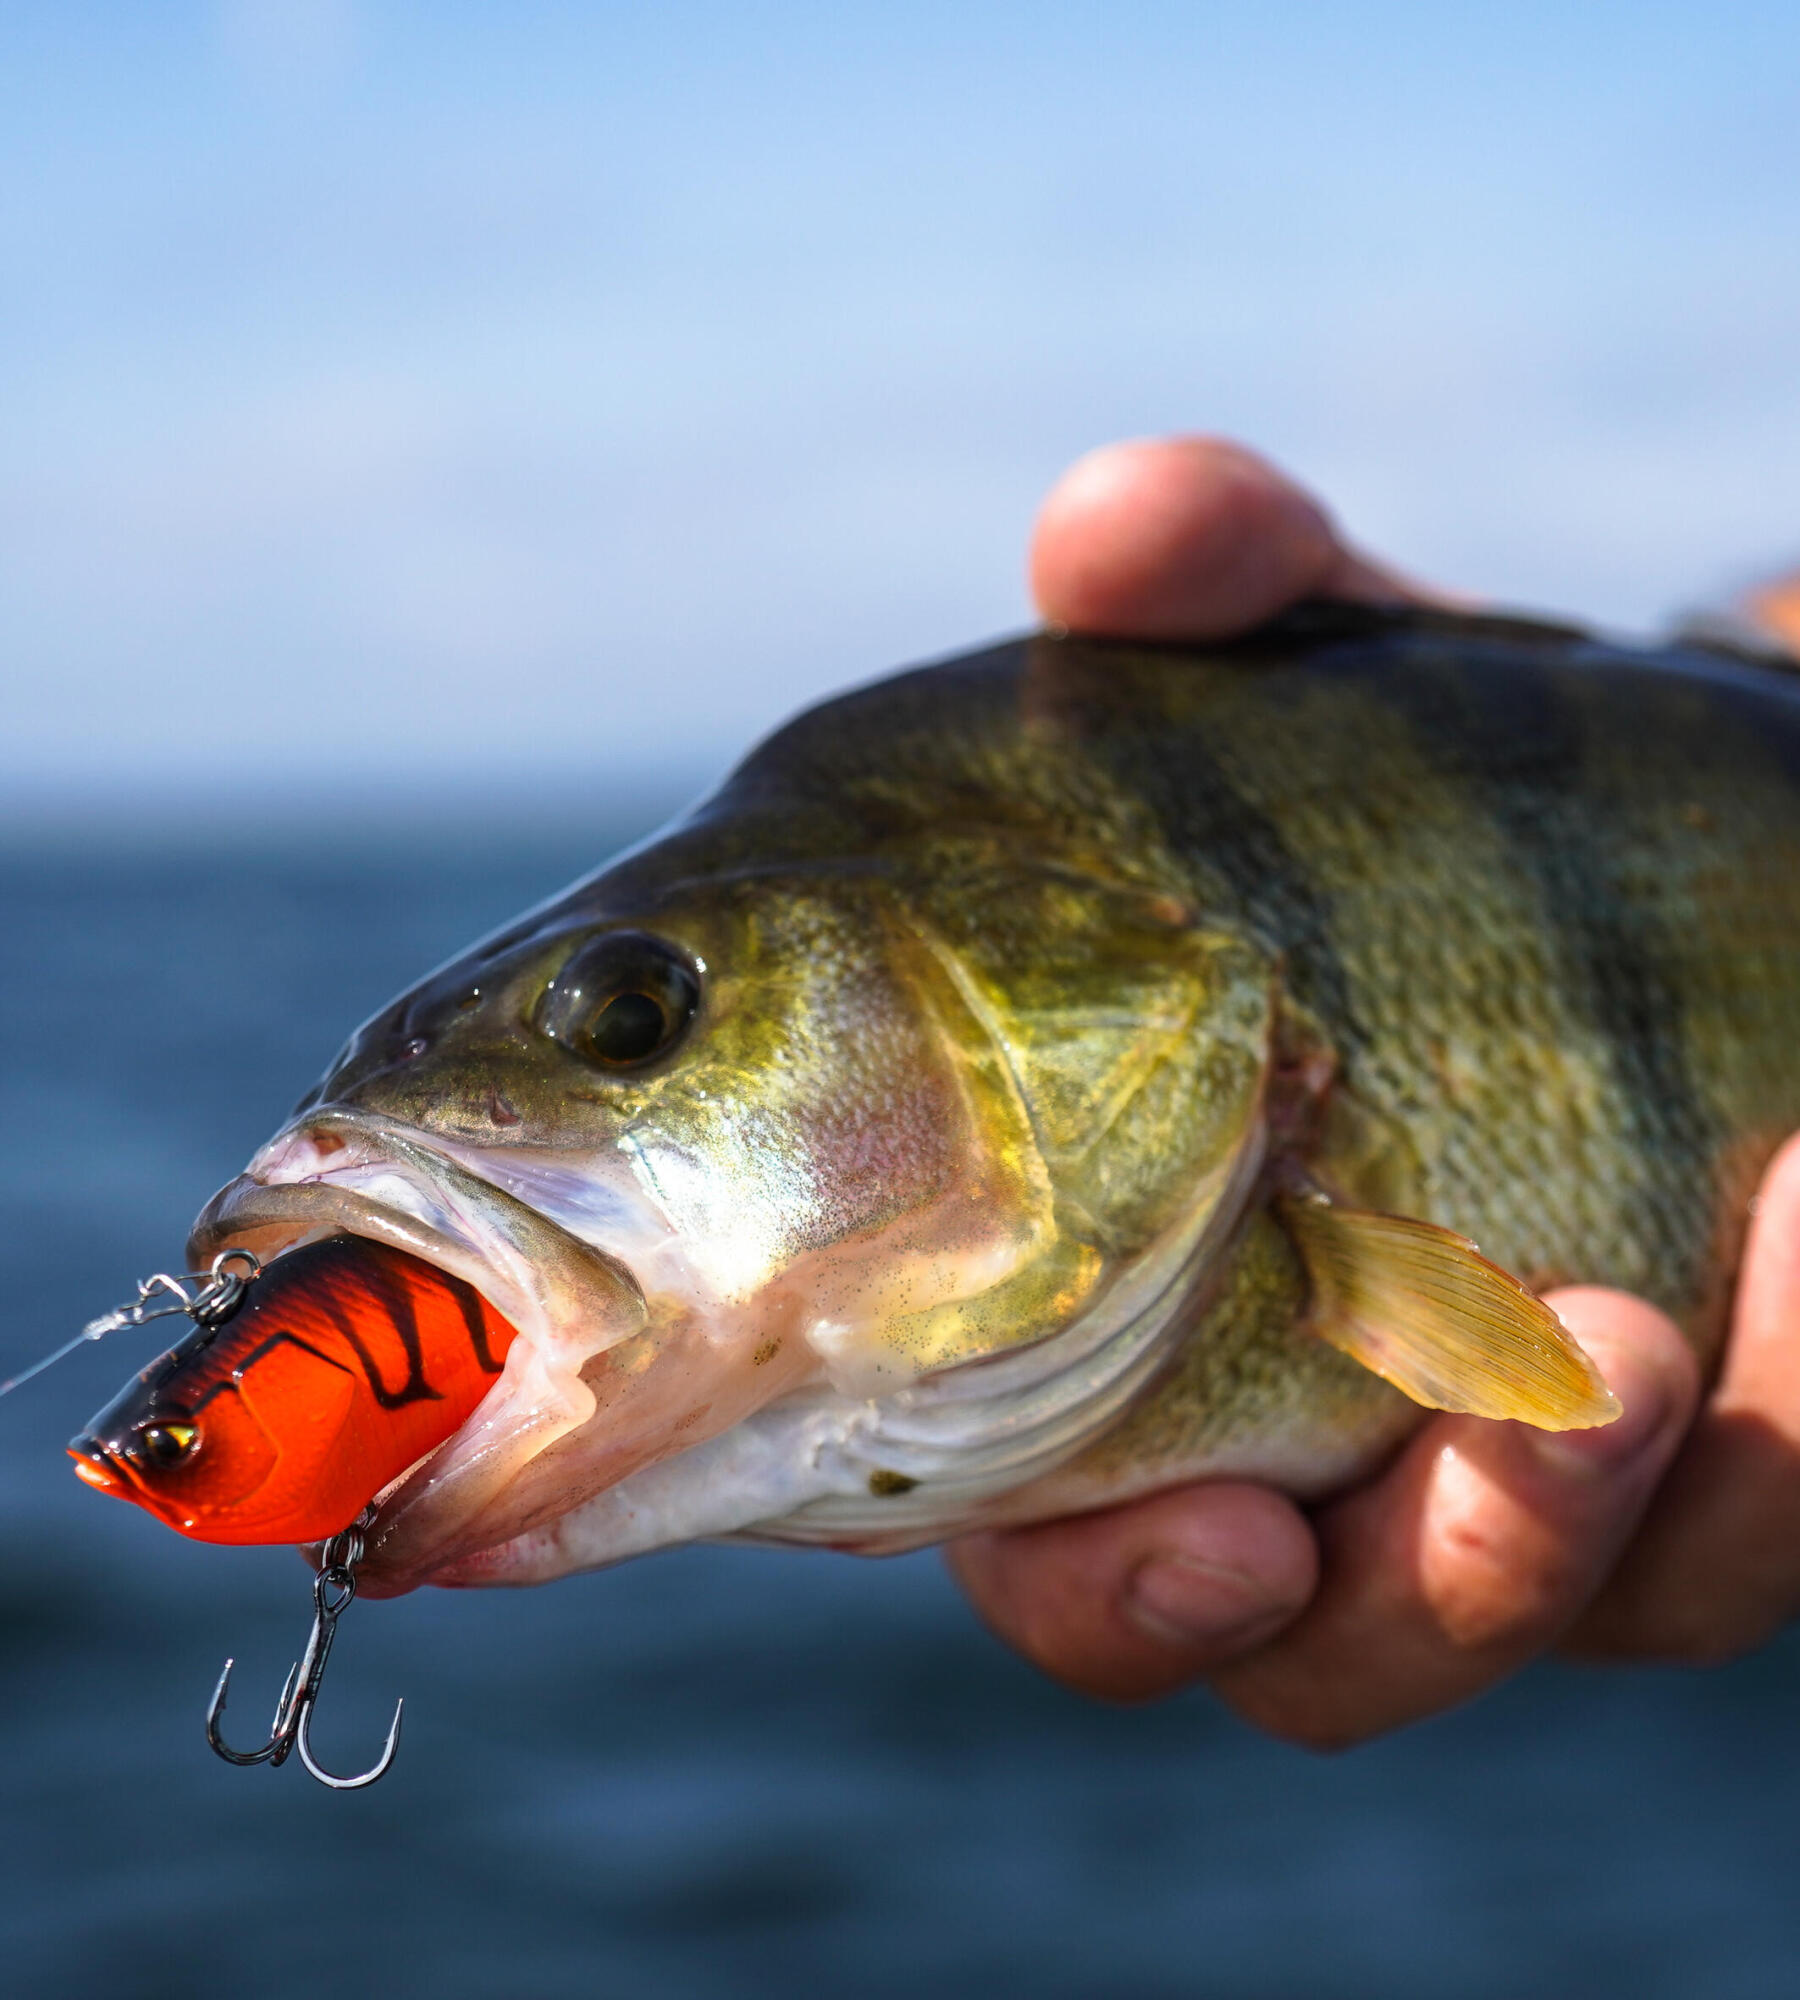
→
(1029, 436, 1432, 638)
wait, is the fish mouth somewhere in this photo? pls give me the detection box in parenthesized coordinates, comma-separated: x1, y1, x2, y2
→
(187, 1106, 649, 1593)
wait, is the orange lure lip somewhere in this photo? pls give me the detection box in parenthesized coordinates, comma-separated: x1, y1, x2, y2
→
(70, 1235, 521, 1547)
(69, 1452, 122, 1496)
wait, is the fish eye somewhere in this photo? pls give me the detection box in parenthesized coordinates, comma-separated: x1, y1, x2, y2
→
(535, 932, 700, 1071)
(134, 1423, 198, 1469)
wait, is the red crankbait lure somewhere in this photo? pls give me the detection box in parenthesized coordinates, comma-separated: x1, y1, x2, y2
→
(68, 1235, 520, 1546)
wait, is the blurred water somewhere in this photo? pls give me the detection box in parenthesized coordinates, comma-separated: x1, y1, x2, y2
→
(3, 821, 1800, 2000)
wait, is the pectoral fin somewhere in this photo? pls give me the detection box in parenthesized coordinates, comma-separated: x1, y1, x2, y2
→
(1279, 1194, 1621, 1431)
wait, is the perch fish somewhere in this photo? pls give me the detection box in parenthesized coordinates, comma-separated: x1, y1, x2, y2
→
(70, 602, 1800, 1599)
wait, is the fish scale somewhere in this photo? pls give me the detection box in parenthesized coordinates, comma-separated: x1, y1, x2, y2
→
(1086, 621, 1770, 1335)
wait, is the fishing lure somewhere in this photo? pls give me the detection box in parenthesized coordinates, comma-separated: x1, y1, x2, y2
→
(67, 1234, 519, 1545)
(7, 1236, 522, 1787)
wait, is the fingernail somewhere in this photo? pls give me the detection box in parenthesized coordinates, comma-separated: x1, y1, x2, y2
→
(1124, 1554, 1291, 1655)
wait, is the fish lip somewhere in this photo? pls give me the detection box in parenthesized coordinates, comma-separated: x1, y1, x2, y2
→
(67, 1440, 125, 1493)
(185, 1106, 648, 1569)
(187, 1106, 643, 1326)
(68, 1436, 184, 1524)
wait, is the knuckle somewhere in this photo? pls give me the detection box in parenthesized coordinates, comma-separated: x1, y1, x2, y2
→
(1421, 1445, 1609, 1655)
(1428, 1521, 1579, 1654)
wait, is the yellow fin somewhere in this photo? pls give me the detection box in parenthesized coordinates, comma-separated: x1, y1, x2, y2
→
(1278, 1194, 1621, 1431)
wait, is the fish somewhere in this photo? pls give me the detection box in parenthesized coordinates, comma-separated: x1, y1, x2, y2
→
(73, 600, 1800, 1599)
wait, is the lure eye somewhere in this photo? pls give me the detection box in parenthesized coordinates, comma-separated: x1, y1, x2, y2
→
(535, 931, 700, 1071)
(135, 1423, 198, 1469)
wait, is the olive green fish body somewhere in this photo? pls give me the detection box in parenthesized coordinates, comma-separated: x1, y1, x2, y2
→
(624, 605, 1800, 1532)
(187, 605, 1800, 1590)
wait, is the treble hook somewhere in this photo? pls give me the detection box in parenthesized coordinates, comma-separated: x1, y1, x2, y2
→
(205, 1507, 404, 1791)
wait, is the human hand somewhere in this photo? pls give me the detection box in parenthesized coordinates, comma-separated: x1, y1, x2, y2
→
(947, 436, 1800, 1746)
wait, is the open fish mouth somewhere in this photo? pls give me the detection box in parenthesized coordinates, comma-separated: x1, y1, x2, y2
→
(186, 1106, 649, 1590)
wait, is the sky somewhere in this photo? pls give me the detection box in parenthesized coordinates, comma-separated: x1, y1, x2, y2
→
(5, 1, 1800, 821)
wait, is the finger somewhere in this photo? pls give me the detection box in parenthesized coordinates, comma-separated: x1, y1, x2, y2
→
(1028, 435, 1433, 639)
(1207, 1292, 1699, 1749)
(1744, 570, 1800, 656)
(945, 1481, 1318, 1702)
(1569, 1132, 1800, 1662)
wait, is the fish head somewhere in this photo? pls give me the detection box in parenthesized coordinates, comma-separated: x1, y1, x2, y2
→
(186, 854, 1109, 1590)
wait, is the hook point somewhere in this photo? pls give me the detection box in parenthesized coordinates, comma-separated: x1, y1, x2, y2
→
(295, 1694, 405, 1791)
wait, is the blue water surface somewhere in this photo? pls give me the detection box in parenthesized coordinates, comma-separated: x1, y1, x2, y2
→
(2, 821, 1797, 2000)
